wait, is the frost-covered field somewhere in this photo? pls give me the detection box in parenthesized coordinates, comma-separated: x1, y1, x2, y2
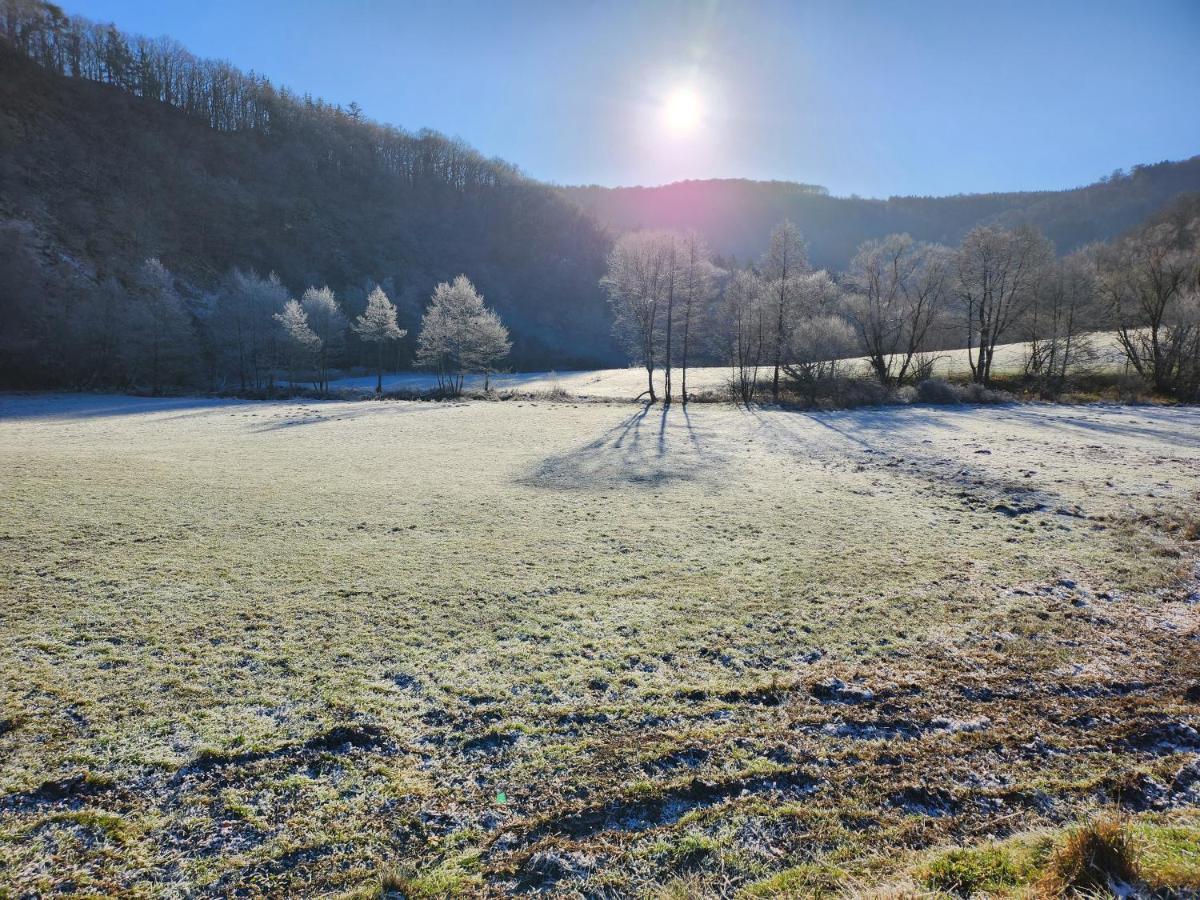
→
(328, 332, 1129, 398)
(1, 393, 1198, 896)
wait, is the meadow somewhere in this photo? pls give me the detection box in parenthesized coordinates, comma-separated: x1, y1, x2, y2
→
(326, 333, 1131, 399)
(1, 392, 1198, 897)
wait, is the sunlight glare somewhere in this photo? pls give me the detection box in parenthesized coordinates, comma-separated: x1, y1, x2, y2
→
(662, 86, 703, 136)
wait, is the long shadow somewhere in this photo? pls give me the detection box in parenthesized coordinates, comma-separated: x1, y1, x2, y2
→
(0, 393, 247, 421)
(997, 405, 1200, 450)
(743, 403, 1078, 519)
(518, 403, 723, 490)
(680, 404, 702, 449)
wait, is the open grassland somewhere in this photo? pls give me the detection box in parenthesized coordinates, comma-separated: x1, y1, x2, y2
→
(329, 332, 1130, 398)
(1, 393, 1198, 897)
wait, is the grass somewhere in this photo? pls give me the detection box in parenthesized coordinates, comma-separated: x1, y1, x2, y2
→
(915, 812, 1200, 897)
(0, 393, 1198, 896)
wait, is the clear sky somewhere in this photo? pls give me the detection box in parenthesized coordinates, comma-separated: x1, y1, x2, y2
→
(66, 0, 1200, 198)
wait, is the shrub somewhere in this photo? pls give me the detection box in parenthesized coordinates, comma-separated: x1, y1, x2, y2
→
(915, 378, 960, 404)
(916, 378, 1014, 405)
(830, 377, 892, 408)
(1039, 818, 1141, 897)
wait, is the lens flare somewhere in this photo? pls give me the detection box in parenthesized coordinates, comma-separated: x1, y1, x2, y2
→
(662, 86, 703, 136)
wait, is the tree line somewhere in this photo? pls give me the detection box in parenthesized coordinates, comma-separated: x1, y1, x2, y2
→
(602, 193, 1200, 404)
(63, 260, 510, 396)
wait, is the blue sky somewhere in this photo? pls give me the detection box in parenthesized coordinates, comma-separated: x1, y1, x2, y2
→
(67, 0, 1200, 198)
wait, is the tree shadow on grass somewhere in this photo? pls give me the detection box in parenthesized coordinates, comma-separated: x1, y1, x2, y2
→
(745, 403, 1081, 519)
(519, 403, 727, 490)
(0, 393, 246, 421)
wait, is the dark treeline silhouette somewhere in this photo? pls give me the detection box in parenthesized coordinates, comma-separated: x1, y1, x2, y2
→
(564, 162, 1200, 271)
(0, 0, 618, 389)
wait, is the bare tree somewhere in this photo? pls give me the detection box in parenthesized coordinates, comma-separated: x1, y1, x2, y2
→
(761, 221, 810, 402)
(784, 271, 855, 403)
(299, 285, 347, 393)
(721, 269, 768, 405)
(1099, 203, 1200, 398)
(677, 230, 721, 403)
(844, 234, 951, 385)
(1023, 250, 1099, 397)
(601, 230, 673, 402)
(955, 224, 1053, 384)
(415, 275, 510, 395)
(352, 285, 407, 394)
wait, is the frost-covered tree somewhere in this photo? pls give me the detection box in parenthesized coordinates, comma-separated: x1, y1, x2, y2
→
(126, 257, 196, 394)
(299, 286, 347, 393)
(352, 285, 407, 393)
(1023, 251, 1099, 397)
(955, 224, 1053, 384)
(211, 268, 288, 393)
(677, 230, 721, 403)
(601, 230, 674, 402)
(414, 275, 510, 394)
(1099, 197, 1200, 398)
(762, 221, 810, 402)
(721, 269, 768, 404)
(784, 271, 855, 403)
(274, 297, 318, 390)
(845, 235, 952, 386)
(463, 306, 512, 391)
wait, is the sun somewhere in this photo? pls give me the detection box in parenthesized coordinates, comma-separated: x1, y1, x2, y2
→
(662, 86, 703, 136)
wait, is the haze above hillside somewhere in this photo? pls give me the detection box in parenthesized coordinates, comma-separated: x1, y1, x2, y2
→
(560, 161, 1200, 268)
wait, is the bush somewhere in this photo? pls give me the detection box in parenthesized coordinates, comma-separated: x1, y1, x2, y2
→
(916, 378, 1013, 405)
(828, 377, 892, 408)
(782, 372, 896, 409)
(915, 378, 961, 404)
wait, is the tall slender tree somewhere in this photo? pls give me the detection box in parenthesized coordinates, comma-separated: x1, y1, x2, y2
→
(274, 297, 318, 390)
(601, 230, 674, 402)
(352, 285, 407, 394)
(678, 230, 720, 404)
(761, 221, 809, 402)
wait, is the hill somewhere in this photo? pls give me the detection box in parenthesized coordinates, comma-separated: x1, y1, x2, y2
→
(562, 160, 1200, 269)
(0, 22, 619, 385)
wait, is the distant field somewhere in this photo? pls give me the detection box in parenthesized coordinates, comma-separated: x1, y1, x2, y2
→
(329, 332, 1129, 399)
(1, 393, 1197, 896)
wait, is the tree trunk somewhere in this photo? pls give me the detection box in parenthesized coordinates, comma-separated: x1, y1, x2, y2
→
(664, 281, 674, 405)
(681, 318, 690, 405)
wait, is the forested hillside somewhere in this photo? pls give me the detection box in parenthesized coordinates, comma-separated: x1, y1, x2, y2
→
(0, 5, 618, 387)
(563, 160, 1200, 269)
